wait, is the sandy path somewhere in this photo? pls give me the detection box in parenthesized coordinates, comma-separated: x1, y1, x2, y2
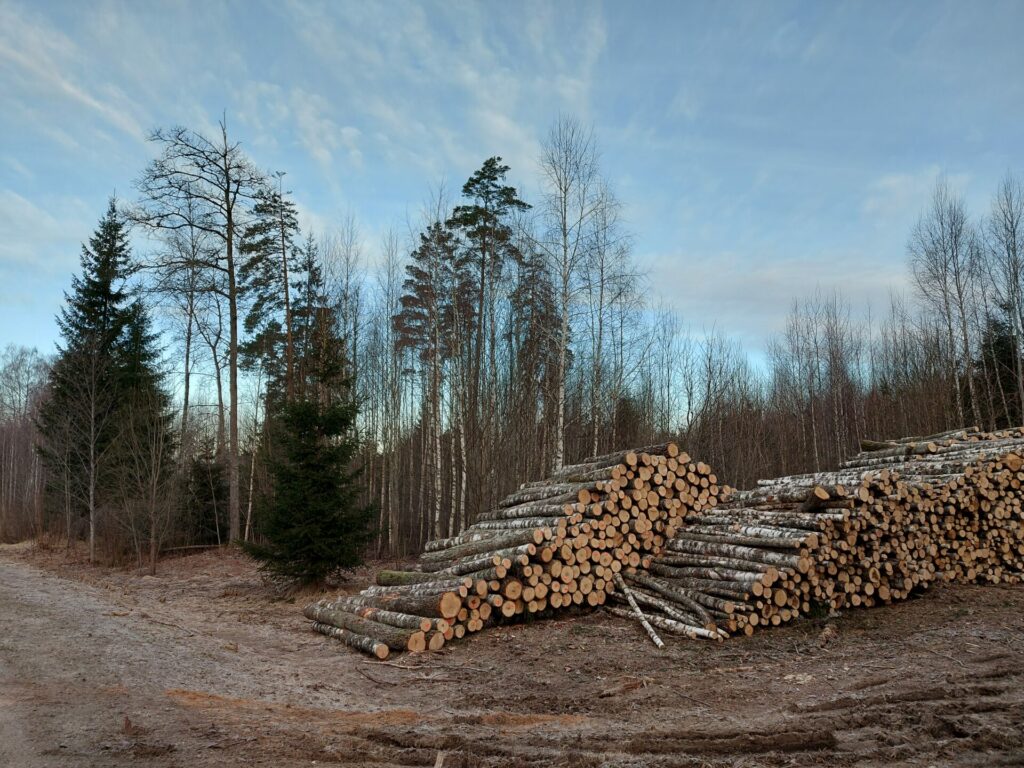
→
(0, 556, 316, 766)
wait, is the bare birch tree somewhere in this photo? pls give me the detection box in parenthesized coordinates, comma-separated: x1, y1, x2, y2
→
(985, 173, 1024, 414)
(909, 178, 983, 425)
(537, 116, 599, 470)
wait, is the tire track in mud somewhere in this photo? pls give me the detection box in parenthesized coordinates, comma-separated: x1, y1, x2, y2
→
(225, 651, 1024, 767)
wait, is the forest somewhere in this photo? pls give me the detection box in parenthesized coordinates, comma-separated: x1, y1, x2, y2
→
(1, 114, 1022, 570)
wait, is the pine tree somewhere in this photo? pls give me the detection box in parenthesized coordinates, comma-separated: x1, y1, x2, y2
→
(392, 220, 473, 538)
(37, 199, 172, 562)
(448, 158, 530, 412)
(447, 158, 530, 518)
(244, 236, 373, 585)
(239, 184, 300, 399)
(393, 220, 473, 361)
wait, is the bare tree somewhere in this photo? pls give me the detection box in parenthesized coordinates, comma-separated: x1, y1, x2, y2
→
(374, 229, 405, 552)
(132, 119, 265, 542)
(324, 213, 365, 388)
(140, 191, 217, 462)
(194, 285, 228, 459)
(909, 178, 983, 426)
(537, 116, 600, 470)
(0, 346, 46, 542)
(114, 396, 174, 574)
(985, 173, 1024, 414)
(46, 344, 118, 561)
(583, 182, 636, 454)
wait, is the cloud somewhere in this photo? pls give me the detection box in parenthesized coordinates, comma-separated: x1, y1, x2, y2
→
(292, 89, 363, 169)
(280, 0, 604, 179)
(0, 190, 89, 271)
(235, 82, 363, 173)
(862, 166, 971, 223)
(2, 1, 1021, 358)
(3, 156, 33, 180)
(642, 246, 910, 352)
(292, 198, 334, 241)
(0, 2, 145, 141)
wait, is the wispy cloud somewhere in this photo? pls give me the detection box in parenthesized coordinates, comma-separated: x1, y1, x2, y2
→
(0, 189, 89, 272)
(862, 166, 971, 223)
(1, 0, 1022, 354)
(0, 2, 146, 141)
(237, 82, 363, 171)
(292, 88, 363, 169)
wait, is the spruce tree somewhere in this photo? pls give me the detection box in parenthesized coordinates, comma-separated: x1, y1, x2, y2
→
(244, 241, 373, 585)
(244, 396, 372, 585)
(37, 199, 171, 561)
(393, 220, 474, 362)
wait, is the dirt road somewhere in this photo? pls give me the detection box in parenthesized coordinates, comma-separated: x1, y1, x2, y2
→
(1, 545, 1023, 767)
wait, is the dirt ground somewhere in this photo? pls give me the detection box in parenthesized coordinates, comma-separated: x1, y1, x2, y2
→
(1, 544, 1022, 768)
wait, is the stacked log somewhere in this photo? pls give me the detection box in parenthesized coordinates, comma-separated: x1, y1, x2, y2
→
(838, 426, 1024, 586)
(628, 427, 1024, 641)
(306, 442, 728, 658)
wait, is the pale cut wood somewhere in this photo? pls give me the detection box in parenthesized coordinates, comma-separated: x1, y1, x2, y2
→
(311, 621, 389, 659)
(304, 602, 427, 652)
(613, 574, 664, 649)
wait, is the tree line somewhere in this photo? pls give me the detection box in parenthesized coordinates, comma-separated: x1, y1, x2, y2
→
(1, 113, 1021, 572)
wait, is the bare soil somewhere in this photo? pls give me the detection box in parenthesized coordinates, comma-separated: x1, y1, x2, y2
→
(1, 543, 1022, 767)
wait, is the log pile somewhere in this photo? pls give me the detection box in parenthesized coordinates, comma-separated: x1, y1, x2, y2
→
(306, 428, 1024, 657)
(628, 427, 1024, 640)
(305, 442, 728, 658)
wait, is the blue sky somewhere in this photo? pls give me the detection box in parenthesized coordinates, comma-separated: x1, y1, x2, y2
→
(2, 0, 1022, 355)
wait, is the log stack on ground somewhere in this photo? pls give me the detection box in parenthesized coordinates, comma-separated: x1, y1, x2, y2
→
(627, 427, 1024, 640)
(305, 442, 728, 658)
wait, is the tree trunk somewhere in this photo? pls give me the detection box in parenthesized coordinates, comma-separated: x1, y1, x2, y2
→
(227, 198, 241, 543)
(88, 374, 97, 564)
(280, 204, 294, 401)
(304, 602, 427, 652)
(180, 311, 192, 459)
(431, 353, 442, 540)
(554, 283, 568, 472)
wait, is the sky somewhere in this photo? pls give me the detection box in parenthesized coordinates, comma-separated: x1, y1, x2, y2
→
(2, 0, 1023, 357)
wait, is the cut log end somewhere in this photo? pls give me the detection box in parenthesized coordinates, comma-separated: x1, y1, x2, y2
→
(439, 592, 462, 619)
(407, 631, 427, 653)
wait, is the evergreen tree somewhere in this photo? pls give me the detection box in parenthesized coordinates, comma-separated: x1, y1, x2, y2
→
(448, 158, 530, 407)
(393, 220, 473, 362)
(447, 159, 530, 514)
(245, 237, 373, 585)
(37, 199, 172, 561)
(508, 245, 558, 383)
(239, 184, 300, 399)
(392, 220, 473, 539)
(111, 302, 175, 571)
(243, 396, 372, 585)
(291, 232, 347, 403)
